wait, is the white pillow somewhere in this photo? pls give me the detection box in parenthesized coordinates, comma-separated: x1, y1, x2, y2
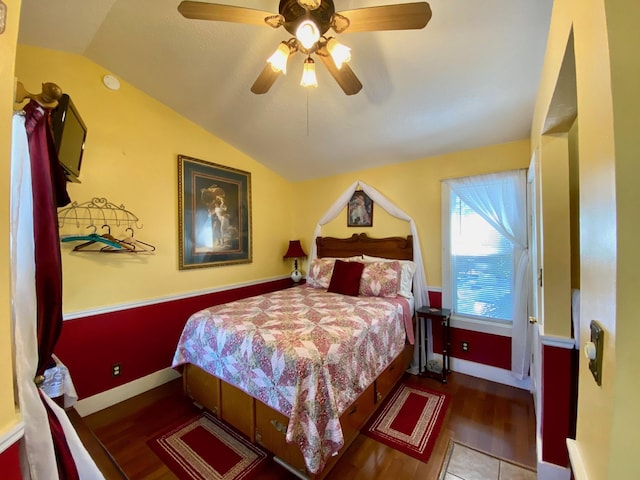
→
(362, 254, 416, 298)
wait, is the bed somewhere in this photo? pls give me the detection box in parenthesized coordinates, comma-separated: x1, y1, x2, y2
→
(171, 233, 417, 479)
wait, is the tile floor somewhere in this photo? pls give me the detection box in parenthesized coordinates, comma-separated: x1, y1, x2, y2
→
(440, 442, 537, 480)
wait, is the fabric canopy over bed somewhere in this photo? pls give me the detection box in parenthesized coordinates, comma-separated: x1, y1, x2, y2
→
(309, 180, 430, 310)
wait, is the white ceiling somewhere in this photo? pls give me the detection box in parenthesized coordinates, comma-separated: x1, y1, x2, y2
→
(17, 0, 553, 182)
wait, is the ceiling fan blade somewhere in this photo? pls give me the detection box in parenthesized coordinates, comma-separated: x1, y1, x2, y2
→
(317, 48, 363, 96)
(251, 64, 282, 94)
(337, 2, 432, 33)
(178, 1, 274, 26)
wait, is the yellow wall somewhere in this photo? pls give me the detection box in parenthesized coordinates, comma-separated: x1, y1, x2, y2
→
(532, 0, 640, 477)
(15, 46, 294, 313)
(292, 140, 530, 287)
(0, 0, 22, 439)
(539, 134, 572, 338)
(604, 0, 640, 477)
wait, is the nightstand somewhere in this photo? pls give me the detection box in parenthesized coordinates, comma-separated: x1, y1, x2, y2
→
(416, 307, 451, 383)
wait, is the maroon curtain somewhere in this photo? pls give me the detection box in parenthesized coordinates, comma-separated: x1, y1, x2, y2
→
(23, 100, 77, 479)
(40, 391, 80, 480)
(23, 100, 70, 376)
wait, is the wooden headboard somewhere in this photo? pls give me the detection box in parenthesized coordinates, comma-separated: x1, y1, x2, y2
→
(316, 233, 413, 261)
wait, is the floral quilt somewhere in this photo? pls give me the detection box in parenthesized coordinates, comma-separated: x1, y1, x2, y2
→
(172, 285, 412, 474)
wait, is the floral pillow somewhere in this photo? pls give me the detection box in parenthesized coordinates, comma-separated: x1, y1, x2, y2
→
(359, 260, 401, 298)
(306, 258, 336, 289)
(362, 255, 417, 298)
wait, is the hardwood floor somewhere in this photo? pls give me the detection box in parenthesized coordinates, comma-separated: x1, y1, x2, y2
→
(81, 372, 536, 479)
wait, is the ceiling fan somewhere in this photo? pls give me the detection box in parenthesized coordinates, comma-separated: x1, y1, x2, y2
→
(178, 0, 432, 95)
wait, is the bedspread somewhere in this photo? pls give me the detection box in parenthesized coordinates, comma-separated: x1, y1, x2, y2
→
(172, 285, 412, 474)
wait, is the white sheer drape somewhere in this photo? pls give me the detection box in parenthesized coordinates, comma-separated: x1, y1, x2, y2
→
(446, 170, 530, 379)
(309, 180, 430, 310)
(11, 113, 104, 479)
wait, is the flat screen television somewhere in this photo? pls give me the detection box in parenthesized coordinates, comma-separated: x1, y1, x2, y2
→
(50, 94, 87, 183)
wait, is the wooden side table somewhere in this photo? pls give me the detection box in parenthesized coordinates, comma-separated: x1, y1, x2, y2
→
(416, 307, 451, 383)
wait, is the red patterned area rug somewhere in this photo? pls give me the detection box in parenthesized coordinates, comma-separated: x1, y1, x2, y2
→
(362, 381, 450, 463)
(148, 411, 268, 480)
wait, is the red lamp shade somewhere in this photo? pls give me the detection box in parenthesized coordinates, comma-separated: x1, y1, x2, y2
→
(283, 240, 307, 283)
(283, 240, 307, 259)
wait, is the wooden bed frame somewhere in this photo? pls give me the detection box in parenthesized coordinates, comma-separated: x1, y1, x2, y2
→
(181, 233, 415, 479)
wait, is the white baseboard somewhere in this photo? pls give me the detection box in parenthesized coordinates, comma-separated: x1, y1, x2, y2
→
(566, 439, 588, 480)
(533, 429, 571, 480)
(449, 357, 531, 390)
(0, 419, 24, 455)
(74, 368, 181, 417)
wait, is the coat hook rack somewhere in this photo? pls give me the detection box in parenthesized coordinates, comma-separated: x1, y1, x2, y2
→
(57, 197, 142, 230)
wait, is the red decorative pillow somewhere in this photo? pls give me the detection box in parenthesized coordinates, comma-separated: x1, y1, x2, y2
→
(328, 260, 365, 296)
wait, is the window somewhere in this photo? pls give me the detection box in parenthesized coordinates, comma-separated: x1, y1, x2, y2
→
(442, 172, 525, 325)
(449, 194, 514, 322)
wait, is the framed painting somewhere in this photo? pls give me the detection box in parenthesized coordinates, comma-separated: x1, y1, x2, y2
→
(178, 155, 252, 269)
(348, 191, 373, 227)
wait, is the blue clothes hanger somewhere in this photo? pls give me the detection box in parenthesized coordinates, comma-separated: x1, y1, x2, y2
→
(61, 233, 123, 250)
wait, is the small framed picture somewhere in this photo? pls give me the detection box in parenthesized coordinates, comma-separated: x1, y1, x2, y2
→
(347, 191, 373, 227)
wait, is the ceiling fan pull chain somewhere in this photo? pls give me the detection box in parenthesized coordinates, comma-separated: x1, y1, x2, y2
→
(306, 91, 310, 137)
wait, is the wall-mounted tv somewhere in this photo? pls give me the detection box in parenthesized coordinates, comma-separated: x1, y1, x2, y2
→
(50, 94, 87, 183)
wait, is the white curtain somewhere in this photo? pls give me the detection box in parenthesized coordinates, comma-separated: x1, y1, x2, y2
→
(309, 180, 430, 310)
(446, 170, 530, 379)
(11, 113, 104, 479)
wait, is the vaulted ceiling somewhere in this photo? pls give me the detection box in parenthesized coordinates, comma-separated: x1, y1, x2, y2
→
(18, 0, 553, 181)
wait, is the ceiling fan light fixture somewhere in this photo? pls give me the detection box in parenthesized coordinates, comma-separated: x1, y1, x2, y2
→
(300, 57, 318, 88)
(296, 20, 320, 50)
(267, 42, 291, 74)
(326, 37, 351, 69)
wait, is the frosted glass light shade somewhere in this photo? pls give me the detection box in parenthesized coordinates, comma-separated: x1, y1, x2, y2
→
(300, 57, 318, 88)
(268, 43, 291, 73)
(326, 38, 351, 69)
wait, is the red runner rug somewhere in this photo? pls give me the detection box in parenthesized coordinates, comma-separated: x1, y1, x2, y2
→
(148, 411, 268, 480)
(362, 381, 450, 463)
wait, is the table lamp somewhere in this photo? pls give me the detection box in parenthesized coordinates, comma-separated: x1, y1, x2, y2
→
(283, 240, 307, 283)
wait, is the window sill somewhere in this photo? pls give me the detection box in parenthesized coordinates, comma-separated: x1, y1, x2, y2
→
(450, 315, 512, 337)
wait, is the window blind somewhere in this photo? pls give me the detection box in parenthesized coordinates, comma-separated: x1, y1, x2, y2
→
(451, 194, 514, 321)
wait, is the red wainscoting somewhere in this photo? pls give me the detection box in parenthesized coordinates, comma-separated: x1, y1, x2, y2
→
(541, 342, 574, 467)
(54, 278, 293, 399)
(0, 442, 21, 480)
(56, 284, 514, 400)
(427, 290, 511, 370)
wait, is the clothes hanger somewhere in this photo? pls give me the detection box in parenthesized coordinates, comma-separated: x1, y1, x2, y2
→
(61, 226, 124, 251)
(98, 225, 136, 252)
(118, 227, 156, 253)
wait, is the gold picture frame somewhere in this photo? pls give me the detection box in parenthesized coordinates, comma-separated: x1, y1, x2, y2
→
(178, 155, 252, 269)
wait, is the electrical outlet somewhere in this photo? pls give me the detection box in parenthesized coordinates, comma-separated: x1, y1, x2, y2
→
(461, 341, 469, 352)
(112, 363, 121, 377)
